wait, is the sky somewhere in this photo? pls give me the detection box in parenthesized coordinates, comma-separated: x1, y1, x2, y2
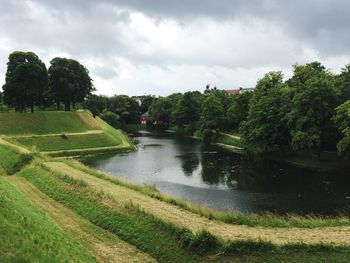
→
(1, 0, 350, 96)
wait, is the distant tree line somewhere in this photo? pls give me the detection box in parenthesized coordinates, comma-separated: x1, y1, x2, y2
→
(1, 51, 94, 112)
(147, 62, 350, 156)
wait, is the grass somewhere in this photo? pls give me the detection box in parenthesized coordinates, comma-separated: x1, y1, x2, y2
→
(0, 111, 99, 135)
(0, 176, 97, 263)
(63, 159, 350, 229)
(12, 133, 122, 151)
(0, 144, 32, 174)
(17, 164, 350, 262)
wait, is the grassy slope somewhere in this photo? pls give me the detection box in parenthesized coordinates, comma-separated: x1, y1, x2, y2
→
(0, 176, 97, 263)
(0, 111, 99, 135)
(0, 144, 32, 174)
(18, 163, 350, 262)
(0, 110, 134, 154)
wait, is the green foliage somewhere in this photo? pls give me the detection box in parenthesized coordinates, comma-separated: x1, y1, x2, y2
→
(106, 95, 140, 124)
(82, 94, 108, 117)
(227, 92, 252, 129)
(288, 62, 339, 153)
(333, 100, 350, 154)
(200, 94, 225, 130)
(2, 51, 48, 112)
(140, 95, 156, 114)
(0, 177, 96, 263)
(337, 64, 350, 103)
(241, 72, 291, 152)
(49, 57, 94, 111)
(172, 91, 202, 128)
(99, 111, 122, 128)
(148, 96, 174, 128)
(0, 145, 32, 174)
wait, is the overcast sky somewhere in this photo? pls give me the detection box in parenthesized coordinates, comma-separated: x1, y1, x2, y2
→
(1, 0, 350, 96)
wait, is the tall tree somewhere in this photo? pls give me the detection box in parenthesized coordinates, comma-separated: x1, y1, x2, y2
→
(333, 100, 350, 154)
(2, 51, 48, 112)
(227, 92, 252, 130)
(106, 95, 140, 124)
(200, 94, 225, 130)
(148, 97, 173, 128)
(48, 57, 94, 111)
(287, 62, 339, 153)
(172, 91, 202, 128)
(240, 72, 292, 152)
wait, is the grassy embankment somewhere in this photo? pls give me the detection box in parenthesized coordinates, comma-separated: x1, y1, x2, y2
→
(0, 111, 134, 156)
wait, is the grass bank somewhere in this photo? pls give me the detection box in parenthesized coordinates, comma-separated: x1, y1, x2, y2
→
(0, 176, 97, 263)
(0, 144, 33, 174)
(0, 110, 135, 156)
(17, 163, 350, 262)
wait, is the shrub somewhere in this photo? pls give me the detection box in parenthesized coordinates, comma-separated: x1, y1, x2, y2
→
(100, 111, 122, 128)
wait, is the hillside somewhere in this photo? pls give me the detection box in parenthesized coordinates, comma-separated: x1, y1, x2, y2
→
(0, 111, 134, 155)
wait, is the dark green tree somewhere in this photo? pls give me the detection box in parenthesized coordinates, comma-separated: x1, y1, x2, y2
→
(148, 97, 173, 128)
(336, 64, 350, 104)
(2, 51, 48, 112)
(48, 57, 94, 111)
(83, 95, 108, 117)
(106, 95, 140, 124)
(287, 62, 339, 153)
(200, 94, 225, 130)
(140, 95, 156, 114)
(172, 91, 202, 128)
(240, 71, 292, 152)
(333, 100, 350, 154)
(227, 92, 252, 130)
(100, 111, 122, 128)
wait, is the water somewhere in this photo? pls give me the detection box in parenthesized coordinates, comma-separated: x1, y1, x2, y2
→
(81, 130, 350, 215)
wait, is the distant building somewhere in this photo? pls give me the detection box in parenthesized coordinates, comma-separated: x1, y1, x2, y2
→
(224, 87, 254, 94)
(140, 112, 148, 125)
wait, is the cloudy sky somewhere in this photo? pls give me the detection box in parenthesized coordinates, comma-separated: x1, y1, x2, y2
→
(1, 0, 350, 96)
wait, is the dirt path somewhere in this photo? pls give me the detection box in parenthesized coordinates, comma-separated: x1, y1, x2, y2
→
(7, 176, 155, 263)
(44, 161, 350, 246)
(10, 130, 104, 138)
(219, 132, 241, 140)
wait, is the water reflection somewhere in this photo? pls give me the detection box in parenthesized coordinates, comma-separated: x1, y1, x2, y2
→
(80, 130, 350, 215)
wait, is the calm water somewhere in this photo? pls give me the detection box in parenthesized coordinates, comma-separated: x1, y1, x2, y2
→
(81, 130, 350, 215)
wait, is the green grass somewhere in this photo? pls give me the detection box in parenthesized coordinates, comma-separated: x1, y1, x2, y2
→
(0, 111, 99, 135)
(0, 176, 97, 263)
(0, 145, 32, 174)
(64, 159, 350, 229)
(12, 133, 122, 152)
(18, 164, 350, 262)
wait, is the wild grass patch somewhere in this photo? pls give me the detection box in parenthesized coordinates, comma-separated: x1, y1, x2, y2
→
(0, 145, 32, 174)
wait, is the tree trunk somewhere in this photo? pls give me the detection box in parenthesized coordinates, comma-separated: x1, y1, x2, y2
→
(56, 101, 60, 110)
(30, 104, 34, 113)
(64, 101, 71, 111)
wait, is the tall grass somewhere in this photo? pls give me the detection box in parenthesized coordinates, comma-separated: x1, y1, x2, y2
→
(0, 177, 97, 263)
(0, 145, 32, 174)
(18, 165, 350, 262)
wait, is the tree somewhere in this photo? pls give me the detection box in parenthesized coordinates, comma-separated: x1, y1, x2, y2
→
(200, 94, 225, 130)
(148, 97, 173, 128)
(140, 95, 156, 114)
(83, 95, 108, 117)
(240, 72, 291, 152)
(336, 64, 350, 104)
(48, 57, 94, 111)
(2, 51, 48, 112)
(227, 92, 252, 130)
(287, 62, 339, 153)
(106, 95, 140, 124)
(100, 111, 122, 128)
(333, 100, 350, 154)
(172, 91, 202, 128)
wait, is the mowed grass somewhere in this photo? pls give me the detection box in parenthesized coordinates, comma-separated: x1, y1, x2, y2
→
(18, 164, 350, 262)
(12, 133, 122, 152)
(0, 111, 99, 135)
(0, 144, 32, 174)
(0, 176, 97, 263)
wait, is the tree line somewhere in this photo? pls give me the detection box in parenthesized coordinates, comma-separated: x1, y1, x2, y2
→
(1, 51, 94, 112)
(146, 62, 350, 156)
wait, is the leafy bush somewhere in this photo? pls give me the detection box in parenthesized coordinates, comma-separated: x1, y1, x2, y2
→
(100, 111, 122, 128)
